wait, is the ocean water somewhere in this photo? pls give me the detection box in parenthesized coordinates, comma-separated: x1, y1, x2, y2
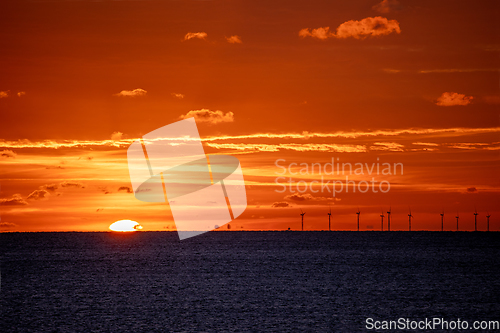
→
(0, 231, 499, 332)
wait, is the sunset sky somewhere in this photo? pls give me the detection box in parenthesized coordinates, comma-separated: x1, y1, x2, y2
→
(1, 0, 499, 232)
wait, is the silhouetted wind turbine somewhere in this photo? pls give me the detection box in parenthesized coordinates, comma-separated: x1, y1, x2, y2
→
(455, 212, 459, 231)
(380, 211, 385, 231)
(440, 210, 445, 232)
(387, 207, 392, 231)
(486, 212, 491, 232)
(474, 209, 479, 232)
(328, 208, 332, 231)
(300, 209, 306, 231)
(408, 208, 413, 231)
(356, 208, 360, 231)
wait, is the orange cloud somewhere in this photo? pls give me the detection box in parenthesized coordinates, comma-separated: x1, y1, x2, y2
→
(0, 194, 28, 206)
(184, 32, 207, 41)
(0, 91, 9, 98)
(369, 142, 405, 152)
(0, 150, 16, 158)
(300, 17, 401, 40)
(226, 35, 242, 44)
(111, 131, 123, 140)
(171, 93, 185, 99)
(180, 109, 234, 124)
(27, 190, 50, 201)
(272, 202, 290, 208)
(113, 88, 147, 97)
(17, 91, 26, 97)
(206, 143, 367, 153)
(436, 92, 473, 106)
(372, 0, 401, 14)
(285, 193, 335, 202)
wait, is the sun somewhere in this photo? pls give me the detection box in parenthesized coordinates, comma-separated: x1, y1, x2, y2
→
(109, 220, 143, 232)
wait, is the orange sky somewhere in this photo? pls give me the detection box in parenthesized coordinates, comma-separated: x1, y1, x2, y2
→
(1, 0, 499, 232)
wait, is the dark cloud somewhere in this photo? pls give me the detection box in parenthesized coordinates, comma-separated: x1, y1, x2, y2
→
(27, 190, 50, 200)
(466, 187, 478, 193)
(272, 202, 290, 208)
(285, 193, 334, 202)
(372, 0, 402, 13)
(0, 194, 28, 206)
(118, 186, 133, 193)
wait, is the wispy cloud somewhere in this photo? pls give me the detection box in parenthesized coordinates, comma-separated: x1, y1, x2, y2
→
(436, 92, 473, 106)
(171, 93, 185, 99)
(372, 0, 401, 13)
(300, 17, 401, 40)
(272, 202, 290, 208)
(180, 109, 234, 124)
(284, 193, 335, 202)
(206, 143, 367, 153)
(113, 88, 147, 97)
(369, 142, 405, 152)
(0, 91, 9, 98)
(17, 91, 26, 97)
(0, 222, 17, 229)
(60, 181, 85, 188)
(118, 186, 133, 193)
(226, 35, 242, 44)
(184, 32, 207, 41)
(412, 142, 439, 146)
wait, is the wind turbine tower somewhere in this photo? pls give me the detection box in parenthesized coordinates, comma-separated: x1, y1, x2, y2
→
(408, 208, 413, 231)
(328, 208, 332, 231)
(474, 209, 479, 232)
(356, 209, 360, 231)
(486, 212, 491, 232)
(387, 207, 392, 231)
(455, 212, 459, 231)
(440, 210, 445, 232)
(300, 209, 306, 231)
(380, 211, 384, 231)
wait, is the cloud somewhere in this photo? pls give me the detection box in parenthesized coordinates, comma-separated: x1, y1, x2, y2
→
(60, 181, 85, 188)
(0, 91, 8, 98)
(206, 143, 367, 153)
(27, 190, 50, 201)
(412, 142, 439, 147)
(113, 88, 147, 97)
(466, 187, 478, 193)
(111, 131, 123, 140)
(41, 184, 59, 192)
(372, 0, 401, 13)
(226, 35, 242, 44)
(17, 91, 26, 97)
(369, 142, 405, 152)
(272, 202, 290, 208)
(0, 222, 17, 228)
(172, 93, 185, 99)
(184, 32, 207, 41)
(118, 186, 133, 193)
(300, 17, 401, 40)
(419, 68, 498, 74)
(284, 193, 334, 202)
(0, 150, 16, 158)
(0, 194, 28, 206)
(180, 109, 234, 124)
(436, 92, 473, 106)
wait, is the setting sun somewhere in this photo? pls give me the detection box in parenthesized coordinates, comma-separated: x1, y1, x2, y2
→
(109, 220, 143, 232)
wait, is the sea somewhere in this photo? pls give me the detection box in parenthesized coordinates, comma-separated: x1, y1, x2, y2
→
(0, 231, 499, 332)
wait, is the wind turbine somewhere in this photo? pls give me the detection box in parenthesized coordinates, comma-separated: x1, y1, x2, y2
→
(327, 208, 332, 231)
(387, 207, 392, 231)
(356, 208, 360, 231)
(455, 212, 459, 231)
(408, 208, 413, 231)
(300, 209, 306, 231)
(440, 210, 445, 232)
(380, 211, 385, 231)
(486, 212, 491, 232)
(474, 209, 479, 232)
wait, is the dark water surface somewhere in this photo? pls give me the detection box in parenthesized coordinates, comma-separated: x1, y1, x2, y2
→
(1, 232, 499, 332)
